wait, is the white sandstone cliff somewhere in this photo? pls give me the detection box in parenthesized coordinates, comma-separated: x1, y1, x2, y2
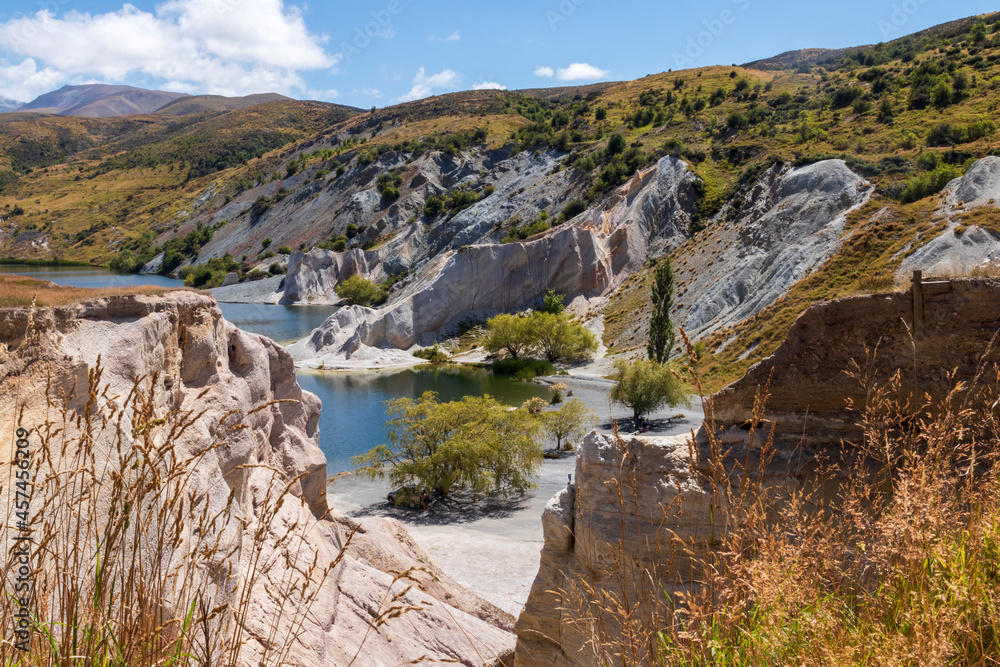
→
(0, 291, 514, 666)
(287, 156, 699, 367)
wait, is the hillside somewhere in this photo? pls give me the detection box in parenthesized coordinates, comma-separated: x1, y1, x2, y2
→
(153, 93, 293, 116)
(17, 84, 190, 117)
(3, 12, 1000, 385)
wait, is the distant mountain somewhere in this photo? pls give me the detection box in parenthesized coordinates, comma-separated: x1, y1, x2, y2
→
(18, 84, 189, 118)
(0, 97, 24, 114)
(154, 93, 292, 116)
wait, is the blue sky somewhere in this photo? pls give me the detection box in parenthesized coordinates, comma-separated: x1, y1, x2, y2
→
(0, 0, 996, 106)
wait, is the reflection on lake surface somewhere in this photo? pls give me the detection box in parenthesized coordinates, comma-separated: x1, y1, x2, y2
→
(1, 265, 545, 473)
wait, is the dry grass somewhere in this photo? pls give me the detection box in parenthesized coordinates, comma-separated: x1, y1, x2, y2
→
(0, 273, 174, 308)
(566, 333, 1000, 666)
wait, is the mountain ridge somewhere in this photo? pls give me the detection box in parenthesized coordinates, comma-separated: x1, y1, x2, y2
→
(3, 11, 1000, 386)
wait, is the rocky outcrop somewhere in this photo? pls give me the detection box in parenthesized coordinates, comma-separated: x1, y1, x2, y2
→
(945, 156, 1000, 210)
(287, 156, 699, 365)
(706, 277, 1000, 452)
(898, 157, 1000, 277)
(516, 279, 1000, 667)
(282, 247, 387, 303)
(514, 432, 717, 667)
(0, 292, 514, 666)
(674, 159, 872, 337)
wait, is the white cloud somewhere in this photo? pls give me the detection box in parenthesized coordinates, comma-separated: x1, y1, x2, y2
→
(0, 57, 63, 101)
(306, 88, 340, 101)
(362, 87, 383, 98)
(393, 67, 459, 103)
(430, 31, 461, 43)
(556, 62, 610, 81)
(0, 0, 336, 99)
(473, 81, 506, 91)
(533, 66, 554, 78)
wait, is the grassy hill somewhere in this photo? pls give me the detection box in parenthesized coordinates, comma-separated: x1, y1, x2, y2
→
(3, 13, 1000, 386)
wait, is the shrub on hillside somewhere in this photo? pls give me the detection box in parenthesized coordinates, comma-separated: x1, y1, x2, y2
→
(898, 163, 962, 203)
(335, 274, 379, 306)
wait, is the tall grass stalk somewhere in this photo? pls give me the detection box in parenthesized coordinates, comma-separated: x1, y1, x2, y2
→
(0, 296, 386, 667)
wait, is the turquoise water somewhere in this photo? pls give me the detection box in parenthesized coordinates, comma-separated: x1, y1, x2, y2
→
(297, 366, 548, 472)
(0, 265, 547, 472)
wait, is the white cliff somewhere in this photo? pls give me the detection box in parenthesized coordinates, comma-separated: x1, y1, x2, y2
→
(288, 156, 700, 366)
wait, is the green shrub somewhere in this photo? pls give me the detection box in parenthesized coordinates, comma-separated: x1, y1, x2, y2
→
(898, 163, 962, 203)
(109, 250, 144, 275)
(413, 343, 449, 364)
(277, 246, 292, 255)
(335, 274, 379, 306)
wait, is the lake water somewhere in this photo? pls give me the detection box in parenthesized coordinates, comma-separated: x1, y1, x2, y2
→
(1, 265, 548, 472)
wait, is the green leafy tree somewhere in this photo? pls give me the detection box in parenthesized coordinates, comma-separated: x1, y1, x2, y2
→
(483, 313, 535, 359)
(647, 257, 676, 363)
(541, 288, 566, 314)
(609, 359, 688, 420)
(353, 392, 543, 499)
(336, 274, 379, 306)
(606, 133, 626, 157)
(543, 399, 597, 451)
(109, 250, 143, 275)
(532, 312, 598, 363)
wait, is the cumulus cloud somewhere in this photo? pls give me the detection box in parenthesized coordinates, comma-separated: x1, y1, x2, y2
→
(556, 62, 610, 81)
(430, 31, 461, 42)
(393, 67, 459, 103)
(533, 66, 555, 78)
(472, 81, 506, 91)
(0, 0, 336, 100)
(0, 57, 63, 102)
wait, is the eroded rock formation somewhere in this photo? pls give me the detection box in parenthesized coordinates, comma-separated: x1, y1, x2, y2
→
(288, 156, 699, 366)
(674, 159, 872, 337)
(0, 292, 514, 666)
(898, 157, 1000, 276)
(514, 432, 716, 667)
(706, 277, 1000, 454)
(515, 279, 1000, 666)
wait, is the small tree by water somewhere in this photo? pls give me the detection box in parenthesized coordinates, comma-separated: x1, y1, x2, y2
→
(609, 359, 688, 419)
(353, 392, 543, 501)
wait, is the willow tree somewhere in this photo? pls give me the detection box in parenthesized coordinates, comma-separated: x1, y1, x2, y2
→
(647, 257, 676, 364)
(352, 392, 543, 501)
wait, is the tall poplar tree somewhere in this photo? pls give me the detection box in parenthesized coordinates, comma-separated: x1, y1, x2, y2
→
(647, 257, 676, 364)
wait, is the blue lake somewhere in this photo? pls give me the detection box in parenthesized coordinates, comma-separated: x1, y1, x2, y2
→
(1, 265, 548, 472)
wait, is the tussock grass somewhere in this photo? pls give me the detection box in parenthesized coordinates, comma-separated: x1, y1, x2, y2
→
(566, 332, 1000, 666)
(0, 273, 172, 308)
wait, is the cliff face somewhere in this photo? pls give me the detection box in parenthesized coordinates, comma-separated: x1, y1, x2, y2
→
(706, 277, 1000, 452)
(674, 159, 871, 337)
(0, 291, 514, 666)
(287, 156, 699, 366)
(516, 280, 1000, 666)
(514, 432, 717, 667)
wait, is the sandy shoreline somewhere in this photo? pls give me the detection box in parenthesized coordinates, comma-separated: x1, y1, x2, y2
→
(327, 374, 705, 616)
